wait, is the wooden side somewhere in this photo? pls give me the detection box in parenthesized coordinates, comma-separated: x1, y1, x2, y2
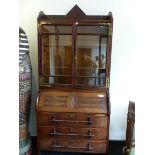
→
(106, 17, 113, 89)
(40, 28, 50, 84)
(125, 102, 135, 155)
(35, 92, 41, 155)
(123, 101, 135, 155)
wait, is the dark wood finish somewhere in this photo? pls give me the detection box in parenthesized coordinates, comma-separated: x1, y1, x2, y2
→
(38, 112, 108, 127)
(123, 101, 135, 155)
(36, 5, 113, 155)
(39, 126, 107, 140)
(39, 139, 107, 153)
(37, 5, 113, 89)
(31, 136, 125, 155)
(42, 30, 50, 83)
(37, 90, 108, 113)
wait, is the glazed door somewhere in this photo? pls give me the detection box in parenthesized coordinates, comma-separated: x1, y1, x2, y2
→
(40, 25, 73, 85)
(39, 23, 110, 88)
(75, 25, 109, 87)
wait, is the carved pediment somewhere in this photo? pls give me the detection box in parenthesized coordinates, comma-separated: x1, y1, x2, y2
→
(66, 5, 86, 18)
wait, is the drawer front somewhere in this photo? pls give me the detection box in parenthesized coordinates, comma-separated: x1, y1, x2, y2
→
(39, 126, 107, 140)
(38, 113, 108, 127)
(39, 139, 107, 153)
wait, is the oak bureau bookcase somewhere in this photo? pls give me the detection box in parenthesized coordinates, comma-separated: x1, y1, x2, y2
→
(36, 5, 113, 155)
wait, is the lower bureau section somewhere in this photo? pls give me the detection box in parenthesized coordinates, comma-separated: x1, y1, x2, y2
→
(36, 90, 110, 154)
(39, 139, 107, 153)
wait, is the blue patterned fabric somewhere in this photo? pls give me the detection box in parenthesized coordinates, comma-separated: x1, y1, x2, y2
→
(19, 27, 32, 155)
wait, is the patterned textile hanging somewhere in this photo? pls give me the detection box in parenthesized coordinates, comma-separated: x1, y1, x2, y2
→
(19, 27, 32, 155)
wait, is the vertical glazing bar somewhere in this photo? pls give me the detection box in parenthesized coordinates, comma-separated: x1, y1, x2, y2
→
(72, 22, 77, 88)
(98, 36, 102, 85)
(38, 24, 43, 87)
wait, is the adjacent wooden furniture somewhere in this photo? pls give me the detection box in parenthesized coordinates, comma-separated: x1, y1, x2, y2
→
(36, 5, 113, 154)
(123, 101, 135, 155)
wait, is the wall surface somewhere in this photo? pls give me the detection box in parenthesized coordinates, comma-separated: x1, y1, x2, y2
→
(19, 0, 135, 140)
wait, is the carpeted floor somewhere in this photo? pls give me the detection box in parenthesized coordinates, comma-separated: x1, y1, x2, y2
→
(32, 137, 125, 155)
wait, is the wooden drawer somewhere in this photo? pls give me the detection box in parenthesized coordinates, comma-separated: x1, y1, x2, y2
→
(38, 112, 108, 127)
(39, 126, 107, 140)
(39, 139, 107, 153)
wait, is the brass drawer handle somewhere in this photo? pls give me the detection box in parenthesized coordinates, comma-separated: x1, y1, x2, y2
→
(50, 129, 94, 138)
(51, 142, 94, 150)
(50, 132, 95, 138)
(50, 115, 94, 125)
(50, 119, 93, 124)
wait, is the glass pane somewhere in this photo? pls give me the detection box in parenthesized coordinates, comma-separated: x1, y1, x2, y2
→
(41, 25, 72, 33)
(77, 25, 108, 34)
(42, 34, 72, 84)
(76, 35, 107, 86)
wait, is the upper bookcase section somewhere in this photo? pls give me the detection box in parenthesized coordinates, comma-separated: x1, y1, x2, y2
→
(38, 5, 113, 90)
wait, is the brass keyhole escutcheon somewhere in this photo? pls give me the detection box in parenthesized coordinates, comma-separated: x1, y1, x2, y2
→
(70, 127, 74, 133)
(71, 113, 75, 119)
